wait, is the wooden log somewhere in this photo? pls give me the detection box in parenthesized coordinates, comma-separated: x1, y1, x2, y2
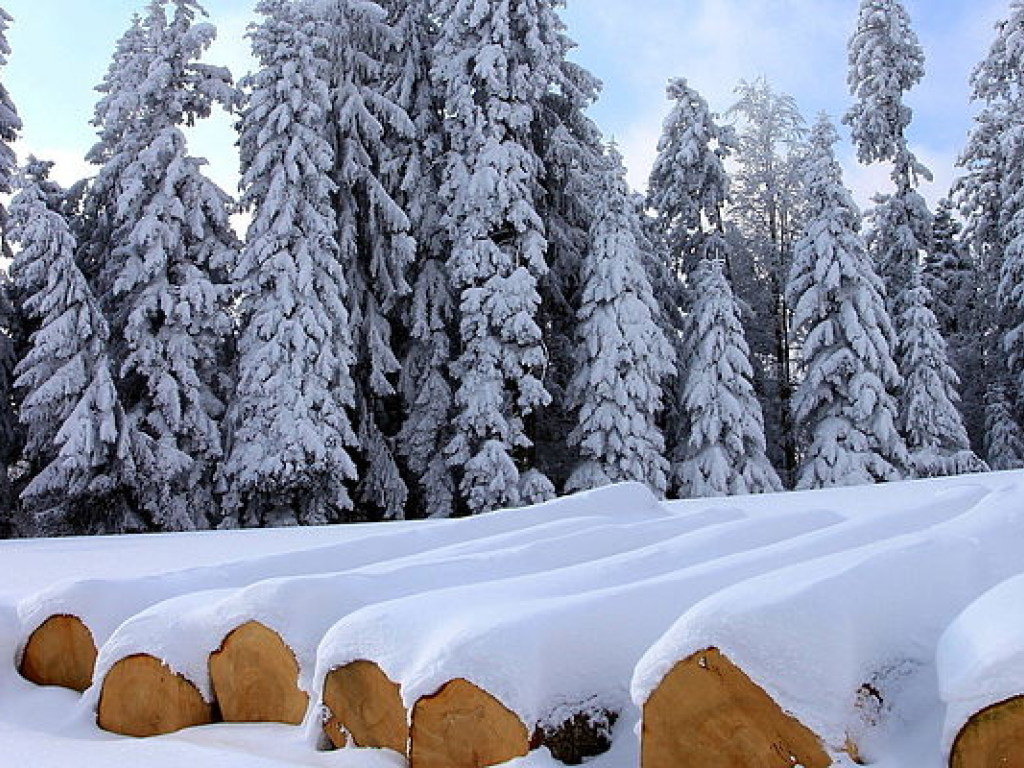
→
(19, 614, 97, 692)
(208, 620, 308, 725)
(951, 695, 1024, 768)
(322, 660, 408, 753)
(97, 654, 214, 737)
(641, 647, 831, 768)
(410, 678, 532, 768)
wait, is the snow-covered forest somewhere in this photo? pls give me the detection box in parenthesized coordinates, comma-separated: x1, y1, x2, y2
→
(0, 0, 1021, 537)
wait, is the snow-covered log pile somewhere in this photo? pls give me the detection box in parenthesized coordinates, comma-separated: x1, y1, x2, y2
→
(2, 473, 1024, 768)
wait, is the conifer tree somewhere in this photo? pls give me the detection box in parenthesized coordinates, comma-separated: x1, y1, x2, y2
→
(788, 116, 908, 489)
(80, 13, 158, 286)
(224, 0, 359, 527)
(925, 199, 975, 336)
(985, 383, 1024, 470)
(925, 198, 985, 447)
(85, 0, 239, 531)
(566, 147, 673, 495)
(973, 3, 1024, 414)
(646, 79, 729, 478)
(532, 33, 608, 493)
(0, 5, 20, 532)
(649, 78, 735, 279)
(10, 166, 136, 535)
(381, 0, 458, 518)
(676, 257, 781, 497)
(325, 0, 414, 520)
(433, 0, 562, 513)
(845, 0, 932, 311)
(897, 270, 986, 477)
(960, 3, 1024, 455)
(0, 273, 17, 535)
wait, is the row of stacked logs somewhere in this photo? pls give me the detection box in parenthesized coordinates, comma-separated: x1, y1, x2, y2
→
(16, 612, 1023, 767)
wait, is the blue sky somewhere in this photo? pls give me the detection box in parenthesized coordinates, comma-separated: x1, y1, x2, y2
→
(1, 0, 1012, 208)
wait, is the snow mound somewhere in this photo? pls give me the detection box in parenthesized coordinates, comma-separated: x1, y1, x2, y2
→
(938, 571, 1024, 754)
(16, 482, 663, 656)
(2, 474, 1023, 768)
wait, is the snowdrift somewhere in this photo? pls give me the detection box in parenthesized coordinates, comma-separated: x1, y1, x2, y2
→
(1, 472, 1023, 768)
(16, 483, 662, 692)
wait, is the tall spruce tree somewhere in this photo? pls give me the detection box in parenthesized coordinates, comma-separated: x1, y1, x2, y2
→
(80, 13, 154, 286)
(326, 0, 414, 520)
(382, 0, 457, 518)
(648, 78, 735, 280)
(224, 0, 359, 527)
(84, 0, 239, 531)
(676, 257, 781, 498)
(985, 383, 1024, 471)
(647, 78, 734, 481)
(532, 28, 608, 493)
(977, 4, 1024, 417)
(845, 0, 933, 313)
(788, 116, 908, 489)
(432, 0, 563, 513)
(0, 5, 20, 533)
(10, 166, 136, 535)
(566, 146, 673, 495)
(960, 2, 1024, 464)
(896, 270, 986, 477)
(925, 198, 985, 448)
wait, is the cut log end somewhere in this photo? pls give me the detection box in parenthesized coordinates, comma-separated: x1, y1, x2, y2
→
(641, 647, 831, 768)
(208, 620, 308, 725)
(19, 614, 97, 692)
(951, 695, 1024, 768)
(98, 654, 214, 737)
(410, 678, 531, 768)
(322, 660, 408, 753)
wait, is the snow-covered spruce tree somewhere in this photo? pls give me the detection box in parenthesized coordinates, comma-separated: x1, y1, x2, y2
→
(432, 0, 563, 513)
(985, 383, 1024, 471)
(897, 270, 986, 477)
(647, 78, 740, 490)
(970, 3, 1024, 417)
(845, 0, 932, 312)
(726, 78, 806, 486)
(925, 199, 975, 337)
(0, 6, 20, 533)
(675, 257, 781, 498)
(323, 0, 414, 520)
(788, 116, 908, 489)
(381, 0, 457, 518)
(0, 273, 18, 536)
(10, 165, 136, 536)
(957, 7, 1024, 462)
(78, 13, 151, 286)
(566, 146, 674, 495)
(223, 0, 359, 527)
(86, 0, 239, 531)
(924, 198, 985, 447)
(648, 78, 735, 280)
(532, 37, 608, 493)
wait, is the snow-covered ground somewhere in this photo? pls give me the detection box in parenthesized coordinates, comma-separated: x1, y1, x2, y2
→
(2, 472, 1024, 766)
